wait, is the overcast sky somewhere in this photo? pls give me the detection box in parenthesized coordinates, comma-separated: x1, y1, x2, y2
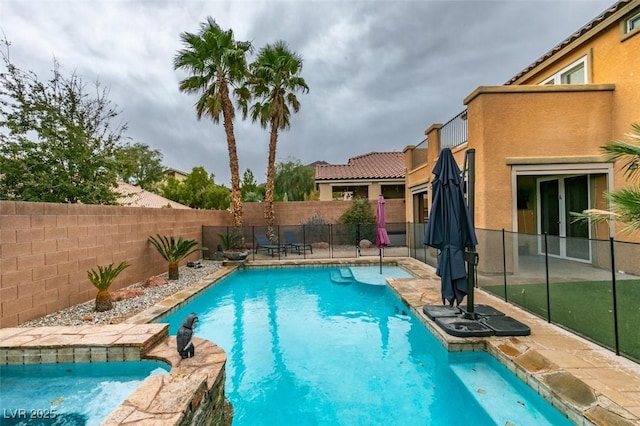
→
(1, 0, 614, 186)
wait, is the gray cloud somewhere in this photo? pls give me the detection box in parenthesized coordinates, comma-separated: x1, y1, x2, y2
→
(1, 0, 613, 185)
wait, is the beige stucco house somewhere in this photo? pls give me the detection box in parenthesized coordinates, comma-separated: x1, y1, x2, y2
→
(405, 0, 640, 264)
(315, 152, 406, 201)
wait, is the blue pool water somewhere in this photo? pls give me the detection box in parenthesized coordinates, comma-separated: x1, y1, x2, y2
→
(161, 266, 574, 425)
(0, 361, 168, 425)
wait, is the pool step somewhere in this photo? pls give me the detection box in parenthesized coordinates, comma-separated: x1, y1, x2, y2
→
(330, 268, 354, 284)
(449, 359, 566, 426)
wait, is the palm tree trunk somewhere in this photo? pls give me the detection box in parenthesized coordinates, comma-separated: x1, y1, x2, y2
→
(168, 262, 179, 280)
(264, 117, 279, 240)
(95, 290, 113, 312)
(220, 79, 243, 229)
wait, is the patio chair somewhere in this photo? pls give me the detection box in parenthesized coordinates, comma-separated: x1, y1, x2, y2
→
(284, 230, 313, 254)
(255, 233, 287, 257)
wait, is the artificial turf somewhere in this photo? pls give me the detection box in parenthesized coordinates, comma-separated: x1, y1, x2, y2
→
(482, 279, 640, 361)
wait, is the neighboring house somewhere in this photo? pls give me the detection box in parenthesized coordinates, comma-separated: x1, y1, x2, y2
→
(163, 167, 189, 181)
(315, 152, 406, 201)
(404, 0, 640, 262)
(114, 181, 190, 209)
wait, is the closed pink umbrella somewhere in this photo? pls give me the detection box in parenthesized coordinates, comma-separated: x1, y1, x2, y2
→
(375, 195, 390, 273)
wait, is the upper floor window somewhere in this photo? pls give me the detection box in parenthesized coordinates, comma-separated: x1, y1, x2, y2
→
(540, 56, 587, 85)
(627, 11, 640, 33)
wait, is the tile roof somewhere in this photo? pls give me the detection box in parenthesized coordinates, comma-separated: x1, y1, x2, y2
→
(114, 181, 191, 209)
(315, 152, 406, 180)
(506, 0, 631, 85)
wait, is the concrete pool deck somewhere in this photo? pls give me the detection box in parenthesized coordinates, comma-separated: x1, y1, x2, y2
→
(1, 257, 639, 425)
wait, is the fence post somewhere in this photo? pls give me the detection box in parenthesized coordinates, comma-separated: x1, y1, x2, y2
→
(502, 229, 508, 302)
(251, 226, 255, 261)
(544, 233, 551, 323)
(277, 225, 281, 260)
(406, 222, 410, 257)
(329, 223, 333, 259)
(610, 237, 620, 356)
(302, 224, 307, 260)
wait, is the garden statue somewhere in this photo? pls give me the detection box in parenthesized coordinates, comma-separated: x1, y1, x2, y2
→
(177, 313, 198, 359)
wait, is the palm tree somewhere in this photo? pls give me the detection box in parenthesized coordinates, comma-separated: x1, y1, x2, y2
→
(247, 41, 309, 239)
(87, 261, 130, 312)
(600, 123, 640, 231)
(573, 123, 640, 232)
(173, 18, 251, 229)
(148, 235, 203, 280)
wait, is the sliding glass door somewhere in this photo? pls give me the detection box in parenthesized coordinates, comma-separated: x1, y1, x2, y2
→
(538, 175, 590, 261)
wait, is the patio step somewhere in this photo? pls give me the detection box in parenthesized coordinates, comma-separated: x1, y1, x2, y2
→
(449, 357, 568, 426)
(330, 268, 354, 284)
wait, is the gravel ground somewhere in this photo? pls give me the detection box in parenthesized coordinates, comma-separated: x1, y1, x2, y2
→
(19, 260, 223, 327)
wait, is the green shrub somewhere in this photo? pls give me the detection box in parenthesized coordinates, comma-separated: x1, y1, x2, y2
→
(339, 198, 376, 243)
(301, 212, 328, 243)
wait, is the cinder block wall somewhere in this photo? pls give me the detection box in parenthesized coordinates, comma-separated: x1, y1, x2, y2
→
(0, 199, 406, 327)
(0, 202, 229, 327)
(264, 199, 406, 225)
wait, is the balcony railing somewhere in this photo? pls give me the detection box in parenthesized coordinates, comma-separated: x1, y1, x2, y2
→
(440, 109, 467, 150)
(411, 137, 428, 169)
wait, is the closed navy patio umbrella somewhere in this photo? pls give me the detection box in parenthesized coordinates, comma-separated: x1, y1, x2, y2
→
(424, 148, 477, 306)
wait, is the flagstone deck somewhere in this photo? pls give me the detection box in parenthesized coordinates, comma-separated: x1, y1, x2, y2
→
(1, 256, 639, 425)
(389, 257, 640, 426)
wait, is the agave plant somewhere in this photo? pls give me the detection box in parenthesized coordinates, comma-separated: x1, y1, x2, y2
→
(87, 261, 130, 312)
(148, 234, 203, 280)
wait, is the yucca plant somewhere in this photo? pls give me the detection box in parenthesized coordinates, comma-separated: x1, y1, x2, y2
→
(87, 261, 130, 312)
(148, 234, 203, 280)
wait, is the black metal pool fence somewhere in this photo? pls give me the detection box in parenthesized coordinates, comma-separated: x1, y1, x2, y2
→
(202, 224, 640, 363)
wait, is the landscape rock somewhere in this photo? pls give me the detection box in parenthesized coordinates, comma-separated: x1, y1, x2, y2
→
(143, 276, 169, 288)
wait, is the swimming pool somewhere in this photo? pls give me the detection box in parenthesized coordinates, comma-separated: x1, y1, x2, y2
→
(0, 361, 168, 425)
(161, 266, 574, 425)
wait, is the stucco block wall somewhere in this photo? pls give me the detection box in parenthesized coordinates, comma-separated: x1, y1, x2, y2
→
(465, 86, 615, 232)
(262, 199, 405, 226)
(0, 199, 405, 327)
(0, 202, 228, 327)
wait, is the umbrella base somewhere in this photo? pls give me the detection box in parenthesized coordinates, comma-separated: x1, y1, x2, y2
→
(422, 305, 460, 320)
(434, 317, 493, 337)
(459, 304, 505, 317)
(423, 304, 531, 337)
(481, 316, 531, 336)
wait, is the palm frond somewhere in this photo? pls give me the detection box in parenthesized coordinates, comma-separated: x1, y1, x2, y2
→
(601, 123, 640, 181)
(87, 261, 130, 291)
(148, 234, 203, 263)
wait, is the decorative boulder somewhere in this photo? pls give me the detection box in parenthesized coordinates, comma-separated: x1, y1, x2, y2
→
(110, 289, 144, 301)
(143, 276, 168, 288)
(359, 239, 373, 249)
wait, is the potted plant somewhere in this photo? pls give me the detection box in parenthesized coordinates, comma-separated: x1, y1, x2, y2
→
(148, 234, 204, 280)
(87, 261, 130, 312)
(218, 229, 249, 261)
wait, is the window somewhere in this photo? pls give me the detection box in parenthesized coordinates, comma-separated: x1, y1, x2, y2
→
(627, 11, 640, 33)
(539, 56, 587, 85)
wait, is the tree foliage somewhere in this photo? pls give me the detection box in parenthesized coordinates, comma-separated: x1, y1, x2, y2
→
(0, 39, 124, 204)
(339, 198, 376, 225)
(241, 168, 264, 202)
(161, 166, 230, 209)
(274, 158, 314, 201)
(339, 198, 376, 243)
(114, 142, 165, 191)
